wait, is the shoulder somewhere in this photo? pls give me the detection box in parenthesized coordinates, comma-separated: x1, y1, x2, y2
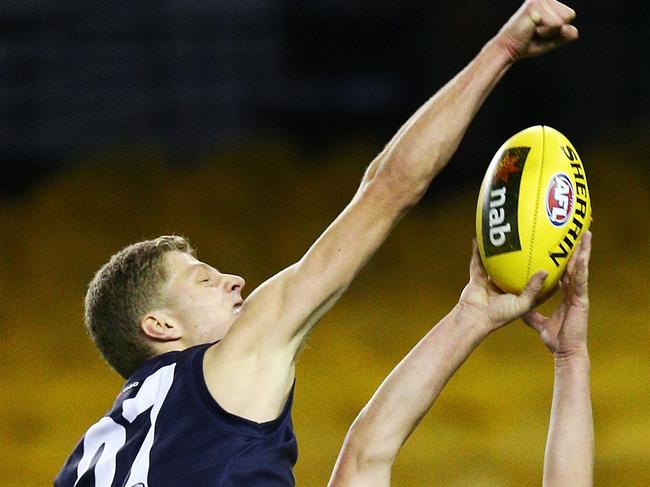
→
(110, 344, 211, 408)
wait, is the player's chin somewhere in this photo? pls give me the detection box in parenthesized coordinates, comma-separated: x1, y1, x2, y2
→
(218, 317, 237, 338)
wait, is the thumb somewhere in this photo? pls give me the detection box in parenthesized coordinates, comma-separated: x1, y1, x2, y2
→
(517, 270, 549, 311)
(523, 310, 547, 335)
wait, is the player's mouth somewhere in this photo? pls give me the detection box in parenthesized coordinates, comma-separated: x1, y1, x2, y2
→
(233, 301, 243, 315)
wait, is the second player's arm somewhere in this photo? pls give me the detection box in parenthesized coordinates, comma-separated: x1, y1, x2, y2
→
(544, 351, 593, 487)
(525, 231, 594, 487)
(328, 306, 490, 487)
(327, 239, 548, 487)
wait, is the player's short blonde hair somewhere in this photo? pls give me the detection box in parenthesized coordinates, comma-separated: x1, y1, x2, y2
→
(84, 235, 195, 378)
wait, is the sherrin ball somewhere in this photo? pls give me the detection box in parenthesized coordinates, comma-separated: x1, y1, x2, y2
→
(475, 126, 592, 295)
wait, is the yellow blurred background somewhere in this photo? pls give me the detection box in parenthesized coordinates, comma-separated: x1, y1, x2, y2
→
(1, 139, 648, 486)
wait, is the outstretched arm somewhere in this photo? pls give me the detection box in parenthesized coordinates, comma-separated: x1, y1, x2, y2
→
(205, 0, 579, 423)
(243, 0, 578, 353)
(277, 0, 579, 349)
(524, 231, 594, 487)
(328, 242, 549, 487)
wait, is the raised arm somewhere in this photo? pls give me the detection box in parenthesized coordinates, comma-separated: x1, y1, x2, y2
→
(205, 0, 579, 422)
(328, 242, 549, 487)
(524, 231, 594, 487)
(281, 0, 579, 346)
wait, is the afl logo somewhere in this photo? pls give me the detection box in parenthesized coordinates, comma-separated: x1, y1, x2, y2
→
(546, 173, 574, 226)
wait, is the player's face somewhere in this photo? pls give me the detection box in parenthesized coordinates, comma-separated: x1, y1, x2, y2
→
(161, 251, 245, 345)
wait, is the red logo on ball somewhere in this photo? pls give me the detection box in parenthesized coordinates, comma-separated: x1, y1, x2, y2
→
(546, 173, 574, 226)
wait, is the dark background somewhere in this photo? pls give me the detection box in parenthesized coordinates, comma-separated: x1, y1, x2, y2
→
(1, 0, 648, 198)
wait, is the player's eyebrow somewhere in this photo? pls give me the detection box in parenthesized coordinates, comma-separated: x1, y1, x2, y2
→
(184, 262, 218, 278)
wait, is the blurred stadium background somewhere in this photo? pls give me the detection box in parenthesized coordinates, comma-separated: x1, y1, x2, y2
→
(1, 1, 648, 485)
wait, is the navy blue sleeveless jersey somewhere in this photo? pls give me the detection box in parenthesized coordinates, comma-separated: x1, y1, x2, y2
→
(55, 343, 297, 487)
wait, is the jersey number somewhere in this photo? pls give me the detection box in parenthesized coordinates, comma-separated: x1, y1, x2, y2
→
(75, 364, 176, 487)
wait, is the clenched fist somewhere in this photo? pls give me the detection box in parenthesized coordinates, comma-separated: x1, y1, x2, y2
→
(496, 0, 579, 61)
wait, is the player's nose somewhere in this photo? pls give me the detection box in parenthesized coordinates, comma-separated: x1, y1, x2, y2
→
(222, 274, 245, 293)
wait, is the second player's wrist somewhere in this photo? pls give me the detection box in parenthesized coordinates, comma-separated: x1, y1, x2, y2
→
(554, 345, 590, 365)
(452, 303, 499, 338)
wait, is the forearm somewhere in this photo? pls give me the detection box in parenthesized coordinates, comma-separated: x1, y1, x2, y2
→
(334, 306, 489, 475)
(543, 350, 594, 487)
(364, 37, 513, 203)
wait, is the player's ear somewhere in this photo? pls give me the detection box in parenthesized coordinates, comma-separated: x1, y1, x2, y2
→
(141, 312, 182, 341)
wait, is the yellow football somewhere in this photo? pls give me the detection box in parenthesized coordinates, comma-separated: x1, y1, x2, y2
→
(475, 126, 591, 295)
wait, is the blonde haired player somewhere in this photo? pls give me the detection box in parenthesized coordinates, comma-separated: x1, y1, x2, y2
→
(56, 1, 580, 485)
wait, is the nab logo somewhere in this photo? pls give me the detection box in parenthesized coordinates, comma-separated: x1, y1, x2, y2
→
(488, 187, 510, 246)
(546, 173, 574, 226)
